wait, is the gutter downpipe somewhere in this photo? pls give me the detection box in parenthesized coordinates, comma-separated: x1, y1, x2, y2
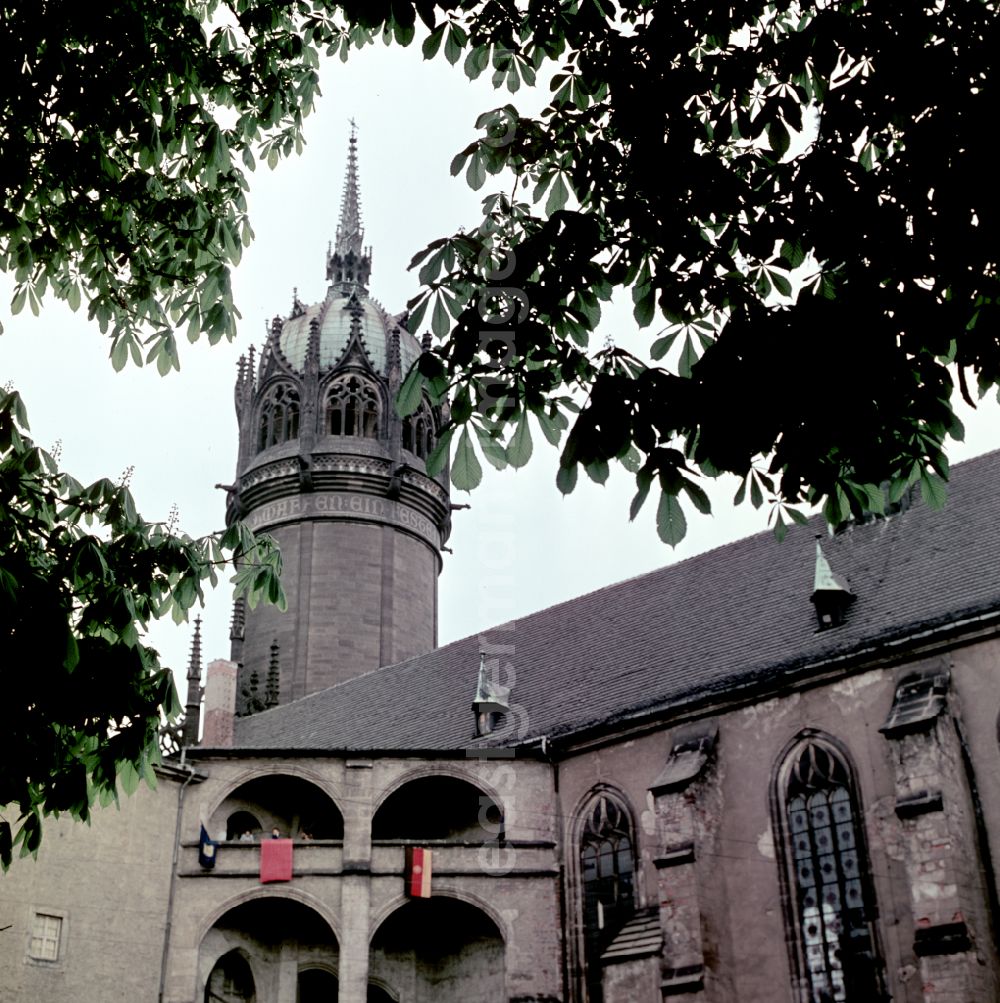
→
(158, 747, 197, 1003)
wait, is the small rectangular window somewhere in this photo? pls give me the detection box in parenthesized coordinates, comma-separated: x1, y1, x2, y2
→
(28, 912, 62, 961)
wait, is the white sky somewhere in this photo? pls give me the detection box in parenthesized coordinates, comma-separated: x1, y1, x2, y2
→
(2, 40, 998, 701)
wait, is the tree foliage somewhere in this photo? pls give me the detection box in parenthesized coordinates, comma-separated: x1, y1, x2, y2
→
(2, 0, 998, 861)
(389, 0, 998, 542)
(7, 0, 994, 541)
(0, 390, 284, 868)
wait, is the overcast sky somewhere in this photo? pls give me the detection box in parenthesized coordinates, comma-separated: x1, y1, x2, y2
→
(3, 39, 998, 701)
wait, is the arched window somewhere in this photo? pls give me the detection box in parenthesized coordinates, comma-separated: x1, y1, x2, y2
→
(775, 736, 885, 1003)
(225, 810, 262, 842)
(402, 399, 435, 460)
(257, 383, 300, 452)
(580, 792, 636, 1003)
(325, 374, 380, 439)
(205, 949, 256, 1003)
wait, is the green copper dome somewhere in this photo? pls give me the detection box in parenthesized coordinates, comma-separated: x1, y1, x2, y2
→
(277, 291, 421, 377)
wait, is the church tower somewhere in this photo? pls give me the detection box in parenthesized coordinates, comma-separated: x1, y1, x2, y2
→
(226, 127, 451, 712)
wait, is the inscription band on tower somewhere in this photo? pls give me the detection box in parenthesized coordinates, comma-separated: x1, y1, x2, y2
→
(245, 491, 441, 549)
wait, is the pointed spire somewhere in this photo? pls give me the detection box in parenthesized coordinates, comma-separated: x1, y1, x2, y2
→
(188, 617, 203, 683)
(181, 617, 204, 746)
(335, 120, 364, 258)
(327, 121, 372, 289)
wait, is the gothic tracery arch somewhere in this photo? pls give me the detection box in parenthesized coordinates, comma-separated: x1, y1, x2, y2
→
(772, 733, 886, 1003)
(576, 788, 637, 1003)
(256, 382, 300, 452)
(325, 373, 380, 439)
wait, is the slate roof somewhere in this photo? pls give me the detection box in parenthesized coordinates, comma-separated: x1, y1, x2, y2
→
(231, 449, 1000, 753)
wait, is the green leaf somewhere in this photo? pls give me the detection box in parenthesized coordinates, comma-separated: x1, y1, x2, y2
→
(771, 271, 793, 297)
(451, 426, 482, 491)
(425, 425, 455, 477)
(545, 173, 570, 215)
(422, 24, 445, 59)
(633, 289, 655, 328)
(556, 463, 578, 495)
(472, 421, 508, 470)
(506, 411, 533, 468)
(629, 480, 650, 521)
(396, 363, 426, 417)
(750, 475, 764, 509)
(733, 475, 748, 506)
(681, 478, 711, 514)
(650, 329, 679, 361)
(656, 490, 687, 546)
(431, 295, 451, 338)
(466, 152, 487, 191)
(443, 24, 464, 65)
(678, 333, 698, 378)
(919, 470, 947, 510)
(533, 408, 565, 447)
(585, 458, 609, 484)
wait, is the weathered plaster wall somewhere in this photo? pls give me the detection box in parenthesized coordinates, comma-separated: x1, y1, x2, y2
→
(0, 778, 180, 1001)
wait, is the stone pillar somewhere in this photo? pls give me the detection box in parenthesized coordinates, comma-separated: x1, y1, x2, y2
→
(648, 722, 720, 999)
(339, 759, 374, 1001)
(880, 663, 1000, 1002)
(276, 942, 299, 1003)
(201, 659, 237, 747)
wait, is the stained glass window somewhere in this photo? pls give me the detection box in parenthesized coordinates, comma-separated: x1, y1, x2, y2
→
(781, 739, 885, 1003)
(580, 793, 635, 1002)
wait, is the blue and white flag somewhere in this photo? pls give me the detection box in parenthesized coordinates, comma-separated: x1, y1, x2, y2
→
(198, 823, 217, 869)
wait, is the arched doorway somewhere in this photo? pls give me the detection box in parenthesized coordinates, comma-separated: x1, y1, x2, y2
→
(200, 897, 338, 1002)
(369, 897, 504, 1002)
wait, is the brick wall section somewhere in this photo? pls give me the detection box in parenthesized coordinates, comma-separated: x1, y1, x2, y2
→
(651, 761, 722, 1000)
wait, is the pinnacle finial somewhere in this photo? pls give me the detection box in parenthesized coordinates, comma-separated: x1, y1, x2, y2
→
(187, 616, 203, 684)
(335, 121, 364, 259)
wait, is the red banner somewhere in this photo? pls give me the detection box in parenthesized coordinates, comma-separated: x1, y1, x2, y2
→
(405, 846, 432, 898)
(260, 838, 293, 883)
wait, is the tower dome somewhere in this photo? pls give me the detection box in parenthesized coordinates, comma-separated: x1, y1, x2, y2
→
(226, 126, 451, 712)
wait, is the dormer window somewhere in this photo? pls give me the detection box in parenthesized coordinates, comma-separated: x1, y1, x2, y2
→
(325, 374, 380, 439)
(257, 383, 300, 452)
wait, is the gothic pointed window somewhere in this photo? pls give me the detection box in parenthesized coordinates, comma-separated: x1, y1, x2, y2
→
(325, 374, 380, 439)
(775, 736, 885, 1003)
(257, 383, 299, 452)
(402, 399, 435, 460)
(580, 791, 636, 1003)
